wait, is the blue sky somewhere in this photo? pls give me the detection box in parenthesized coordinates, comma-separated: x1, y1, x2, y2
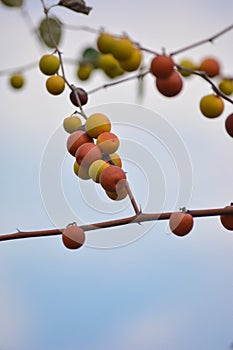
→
(0, 0, 233, 349)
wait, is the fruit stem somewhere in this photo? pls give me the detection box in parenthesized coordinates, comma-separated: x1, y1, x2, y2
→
(124, 181, 141, 215)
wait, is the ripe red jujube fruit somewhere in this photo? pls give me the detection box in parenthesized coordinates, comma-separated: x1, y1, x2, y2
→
(225, 113, 233, 138)
(70, 87, 88, 107)
(169, 212, 194, 237)
(220, 205, 233, 231)
(100, 165, 126, 192)
(156, 70, 183, 97)
(67, 130, 93, 156)
(150, 55, 174, 79)
(62, 225, 86, 249)
(75, 142, 102, 168)
(199, 57, 220, 78)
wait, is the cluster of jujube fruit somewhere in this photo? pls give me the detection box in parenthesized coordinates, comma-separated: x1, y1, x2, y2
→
(76, 32, 142, 81)
(64, 112, 128, 201)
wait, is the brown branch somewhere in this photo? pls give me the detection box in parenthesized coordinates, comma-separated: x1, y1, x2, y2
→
(1, 206, 233, 242)
(170, 23, 233, 56)
(87, 70, 150, 94)
(124, 181, 141, 215)
(0, 61, 38, 76)
(176, 64, 233, 104)
(62, 23, 99, 34)
(139, 46, 160, 56)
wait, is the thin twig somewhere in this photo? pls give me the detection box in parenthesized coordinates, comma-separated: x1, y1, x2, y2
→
(0, 61, 38, 76)
(63, 24, 100, 34)
(176, 65, 233, 104)
(1, 206, 233, 242)
(124, 181, 141, 215)
(40, 0, 88, 119)
(87, 70, 150, 94)
(170, 23, 233, 56)
(20, 7, 45, 49)
(138, 46, 160, 56)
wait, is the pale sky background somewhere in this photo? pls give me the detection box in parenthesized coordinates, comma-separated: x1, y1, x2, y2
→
(0, 0, 233, 349)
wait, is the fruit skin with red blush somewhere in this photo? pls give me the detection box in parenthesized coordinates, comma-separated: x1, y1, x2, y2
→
(225, 113, 233, 137)
(156, 70, 183, 97)
(169, 212, 194, 237)
(220, 205, 233, 230)
(96, 131, 120, 154)
(75, 142, 102, 168)
(66, 130, 93, 156)
(198, 57, 220, 78)
(99, 165, 127, 192)
(62, 225, 86, 250)
(150, 55, 174, 79)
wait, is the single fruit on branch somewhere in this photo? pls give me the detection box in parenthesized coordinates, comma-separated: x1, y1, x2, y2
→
(62, 224, 86, 249)
(150, 55, 175, 79)
(169, 212, 194, 237)
(220, 205, 233, 230)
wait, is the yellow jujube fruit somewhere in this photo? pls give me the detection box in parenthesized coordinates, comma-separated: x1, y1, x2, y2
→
(199, 94, 224, 118)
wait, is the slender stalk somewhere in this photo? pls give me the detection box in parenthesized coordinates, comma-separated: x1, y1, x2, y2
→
(170, 23, 233, 56)
(63, 24, 100, 34)
(176, 65, 233, 104)
(87, 70, 150, 94)
(1, 206, 233, 242)
(0, 61, 38, 76)
(124, 181, 141, 215)
(40, 0, 87, 118)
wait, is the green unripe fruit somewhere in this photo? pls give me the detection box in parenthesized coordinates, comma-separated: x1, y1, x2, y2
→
(88, 159, 110, 183)
(178, 59, 196, 77)
(1, 0, 23, 7)
(119, 48, 142, 72)
(9, 74, 25, 89)
(111, 37, 134, 60)
(46, 75, 65, 95)
(218, 79, 233, 96)
(39, 54, 60, 76)
(98, 54, 119, 71)
(63, 116, 82, 134)
(77, 63, 93, 81)
(199, 94, 224, 118)
(97, 33, 116, 54)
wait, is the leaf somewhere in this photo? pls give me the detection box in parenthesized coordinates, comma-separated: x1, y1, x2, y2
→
(1, 0, 23, 7)
(39, 17, 62, 48)
(81, 47, 100, 68)
(58, 0, 92, 15)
